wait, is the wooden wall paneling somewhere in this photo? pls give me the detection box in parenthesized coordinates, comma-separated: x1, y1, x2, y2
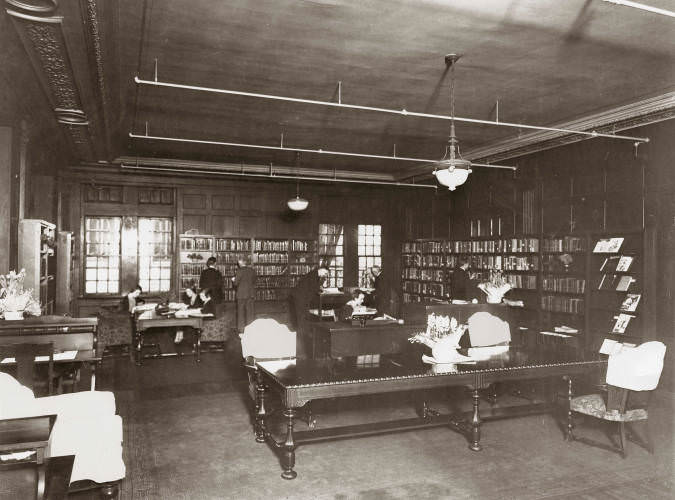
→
(239, 215, 262, 236)
(0, 127, 12, 273)
(605, 162, 642, 194)
(605, 195, 642, 232)
(183, 214, 208, 234)
(212, 215, 236, 236)
(212, 193, 235, 210)
(571, 197, 604, 233)
(183, 194, 206, 210)
(543, 197, 571, 234)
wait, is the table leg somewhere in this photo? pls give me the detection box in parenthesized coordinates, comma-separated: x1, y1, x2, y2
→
(469, 389, 482, 451)
(566, 376, 575, 441)
(281, 408, 297, 480)
(136, 331, 143, 366)
(196, 328, 202, 363)
(255, 372, 267, 443)
(90, 361, 97, 390)
(36, 462, 46, 500)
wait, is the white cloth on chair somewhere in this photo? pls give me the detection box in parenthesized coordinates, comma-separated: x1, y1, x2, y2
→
(467, 312, 511, 347)
(240, 318, 296, 360)
(606, 341, 666, 391)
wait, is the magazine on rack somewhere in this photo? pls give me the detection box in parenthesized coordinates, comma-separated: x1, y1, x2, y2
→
(619, 294, 641, 312)
(611, 313, 633, 334)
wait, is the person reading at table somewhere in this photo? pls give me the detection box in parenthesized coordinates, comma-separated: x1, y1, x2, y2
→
(199, 288, 217, 317)
(121, 284, 144, 313)
(175, 285, 203, 344)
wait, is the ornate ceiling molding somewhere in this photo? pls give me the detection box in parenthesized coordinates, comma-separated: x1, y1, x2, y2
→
(6, 3, 98, 159)
(464, 92, 675, 165)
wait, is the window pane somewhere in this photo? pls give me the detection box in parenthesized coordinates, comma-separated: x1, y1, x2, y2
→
(84, 217, 121, 295)
(138, 218, 173, 293)
(86, 281, 97, 293)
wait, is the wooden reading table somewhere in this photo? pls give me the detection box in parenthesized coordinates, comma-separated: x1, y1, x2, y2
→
(254, 343, 606, 479)
(133, 309, 203, 365)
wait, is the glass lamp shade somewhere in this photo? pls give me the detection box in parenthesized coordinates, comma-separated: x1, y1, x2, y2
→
(434, 166, 471, 191)
(287, 195, 309, 211)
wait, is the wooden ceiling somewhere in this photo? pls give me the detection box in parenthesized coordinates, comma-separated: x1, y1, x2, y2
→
(2, 0, 674, 181)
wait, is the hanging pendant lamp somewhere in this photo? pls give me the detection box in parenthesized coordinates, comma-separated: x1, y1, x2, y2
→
(434, 54, 472, 191)
(287, 153, 309, 211)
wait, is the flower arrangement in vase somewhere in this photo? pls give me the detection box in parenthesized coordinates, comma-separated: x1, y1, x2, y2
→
(0, 269, 42, 320)
(477, 269, 512, 304)
(409, 313, 468, 363)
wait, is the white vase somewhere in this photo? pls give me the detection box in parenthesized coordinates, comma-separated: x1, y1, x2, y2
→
(3, 310, 24, 320)
(485, 293, 504, 304)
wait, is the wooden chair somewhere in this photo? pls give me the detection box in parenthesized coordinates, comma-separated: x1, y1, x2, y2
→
(0, 343, 55, 396)
(567, 341, 666, 457)
(467, 312, 511, 403)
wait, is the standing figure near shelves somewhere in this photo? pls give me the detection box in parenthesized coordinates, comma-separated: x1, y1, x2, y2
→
(199, 288, 217, 317)
(199, 257, 224, 304)
(371, 265, 387, 315)
(289, 265, 329, 353)
(232, 257, 256, 334)
(450, 257, 471, 301)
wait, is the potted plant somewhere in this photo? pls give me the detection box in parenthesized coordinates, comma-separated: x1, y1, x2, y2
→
(478, 269, 512, 304)
(0, 269, 42, 320)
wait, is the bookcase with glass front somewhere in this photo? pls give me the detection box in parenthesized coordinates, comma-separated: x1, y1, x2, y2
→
(19, 219, 57, 314)
(588, 233, 643, 346)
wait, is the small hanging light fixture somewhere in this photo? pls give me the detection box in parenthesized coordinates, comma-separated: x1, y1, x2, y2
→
(287, 152, 309, 211)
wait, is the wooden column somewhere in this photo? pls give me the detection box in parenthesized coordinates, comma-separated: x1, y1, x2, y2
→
(0, 127, 13, 273)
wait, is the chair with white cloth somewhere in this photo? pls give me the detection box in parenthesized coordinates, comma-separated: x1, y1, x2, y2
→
(240, 318, 315, 432)
(567, 341, 666, 457)
(0, 372, 125, 498)
(466, 312, 512, 403)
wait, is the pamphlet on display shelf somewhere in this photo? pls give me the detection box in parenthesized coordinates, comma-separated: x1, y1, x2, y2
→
(611, 313, 633, 334)
(619, 294, 641, 312)
(593, 237, 624, 253)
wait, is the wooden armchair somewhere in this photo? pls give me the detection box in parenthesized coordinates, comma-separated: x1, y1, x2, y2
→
(567, 341, 666, 457)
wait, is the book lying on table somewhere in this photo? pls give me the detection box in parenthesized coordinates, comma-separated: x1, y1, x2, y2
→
(619, 293, 641, 312)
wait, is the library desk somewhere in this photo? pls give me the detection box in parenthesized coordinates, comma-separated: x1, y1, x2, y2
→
(133, 310, 203, 365)
(306, 320, 424, 359)
(0, 331, 101, 390)
(0, 316, 99, 350)
(254, 344, 606, 479)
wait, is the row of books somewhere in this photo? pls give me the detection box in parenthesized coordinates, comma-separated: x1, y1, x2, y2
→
(216, 253, 245, 264)
(181, 263, 204, 276)
(180, 237, 212, 251)
(402, 238, 540, 254)
(256, 276, 287, 288)
(402, 293, 424, 303)
(288, 264, 313, 275)
(402, 281, 422, 294)
(254, 240, 289, 252)
(541, 236, 586, 253)
(542, 276, 586, 294)
(215, 239, 250, 252)
(256, 289, 287, 301)
(401, 268, 444, 282)
(597, 274, 636, 291)
(469, 255, 539, 271)
(254, 252, 288, 264)
(290, 240, 316, 252)
(253, 264, 286, 276)
(540, 295, 584, 314)
(504, 274, 538, 290)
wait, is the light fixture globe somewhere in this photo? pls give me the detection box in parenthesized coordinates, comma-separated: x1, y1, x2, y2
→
(287, 195, 309, 211)
(434, 165, 471, 191)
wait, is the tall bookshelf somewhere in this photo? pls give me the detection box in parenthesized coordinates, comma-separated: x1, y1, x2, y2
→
(401, 240, 450, 303)
(253, 238, 289, 301)
(588, 233, 643, 348)
(215, 237, 252, 302)
(18, 219, 56, 314)
(539, 235, 588, 341)
(288, 239, 317, 289)
(179, 233, 214, 289)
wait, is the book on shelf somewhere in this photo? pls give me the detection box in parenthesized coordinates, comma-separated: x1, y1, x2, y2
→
(611, 313, 633, 334)
(615, 255, 633, 272)
(593, 237, 624, 253)
(619, 293, 641, 312)
(615, 275, 635, 292)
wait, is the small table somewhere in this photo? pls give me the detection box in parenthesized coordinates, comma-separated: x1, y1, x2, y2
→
(134, 310, 203, 365)
(0, 415, 55, 500)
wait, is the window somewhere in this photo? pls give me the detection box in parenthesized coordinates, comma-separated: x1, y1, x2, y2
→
(318, 224, 344, 288)
(84, 217, 121, 294)
(358, 224, 381, 286)
(138, 218, 173, 293)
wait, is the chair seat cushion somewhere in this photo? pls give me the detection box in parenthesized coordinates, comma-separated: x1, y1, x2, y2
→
(570, 393, 648, 422)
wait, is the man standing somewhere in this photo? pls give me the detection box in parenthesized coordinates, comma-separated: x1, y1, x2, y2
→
(451, 257, 471, 300)
(233, 257, 256, 333)
(371, 265, 386, 314)
(199, 257, 223, 304)
(289, 265, 329, 339)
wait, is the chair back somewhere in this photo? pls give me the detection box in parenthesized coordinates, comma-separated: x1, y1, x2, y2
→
(467, 312, 511, 347)
(241, 318, 296, 360)
(0, 342, 54, 395)
(606, 341, 666, 391)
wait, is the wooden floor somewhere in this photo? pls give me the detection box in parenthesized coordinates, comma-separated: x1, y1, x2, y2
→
(10, 344, 675, 500)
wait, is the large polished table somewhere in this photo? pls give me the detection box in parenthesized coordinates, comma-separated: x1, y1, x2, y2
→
(254, 344, 606, 479)
(133, 310, 203, 365)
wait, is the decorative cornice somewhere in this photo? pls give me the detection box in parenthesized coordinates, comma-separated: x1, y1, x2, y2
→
(464, 92, 675, 165)
(6, 6, 96, 159)
(6, 0, 57, 15)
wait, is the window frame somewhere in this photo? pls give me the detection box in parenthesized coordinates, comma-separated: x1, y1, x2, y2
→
(137, 217, 173, 294)
(83, 216, 122, 296)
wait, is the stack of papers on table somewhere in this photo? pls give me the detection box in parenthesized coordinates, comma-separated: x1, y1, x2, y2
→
(309, 309, 335, 317)
(2, 350, 77, 364)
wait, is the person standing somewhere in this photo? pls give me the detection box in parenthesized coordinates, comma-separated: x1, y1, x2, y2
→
(232, 257, 256, 333)
(199, 257, 223, 304)
(371, 265, 386, 314)
(451, 257, 471, 300)
(289, 265, 329, 341)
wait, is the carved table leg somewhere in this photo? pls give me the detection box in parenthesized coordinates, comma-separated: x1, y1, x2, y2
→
(469, 389, 482, 451)
(281, 408, 298, 480)
(136, 332, 143, 366)
(255, 372, 267, 443)
(566, 376, 575, 441)
(100, 482, 119, 499)
(36, 463, 45, 500)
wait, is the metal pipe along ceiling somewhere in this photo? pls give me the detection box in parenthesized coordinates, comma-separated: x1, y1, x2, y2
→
(128, 132, 518, 170)
(134, 77, 650, 143)
(119, 164, 439, 189)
